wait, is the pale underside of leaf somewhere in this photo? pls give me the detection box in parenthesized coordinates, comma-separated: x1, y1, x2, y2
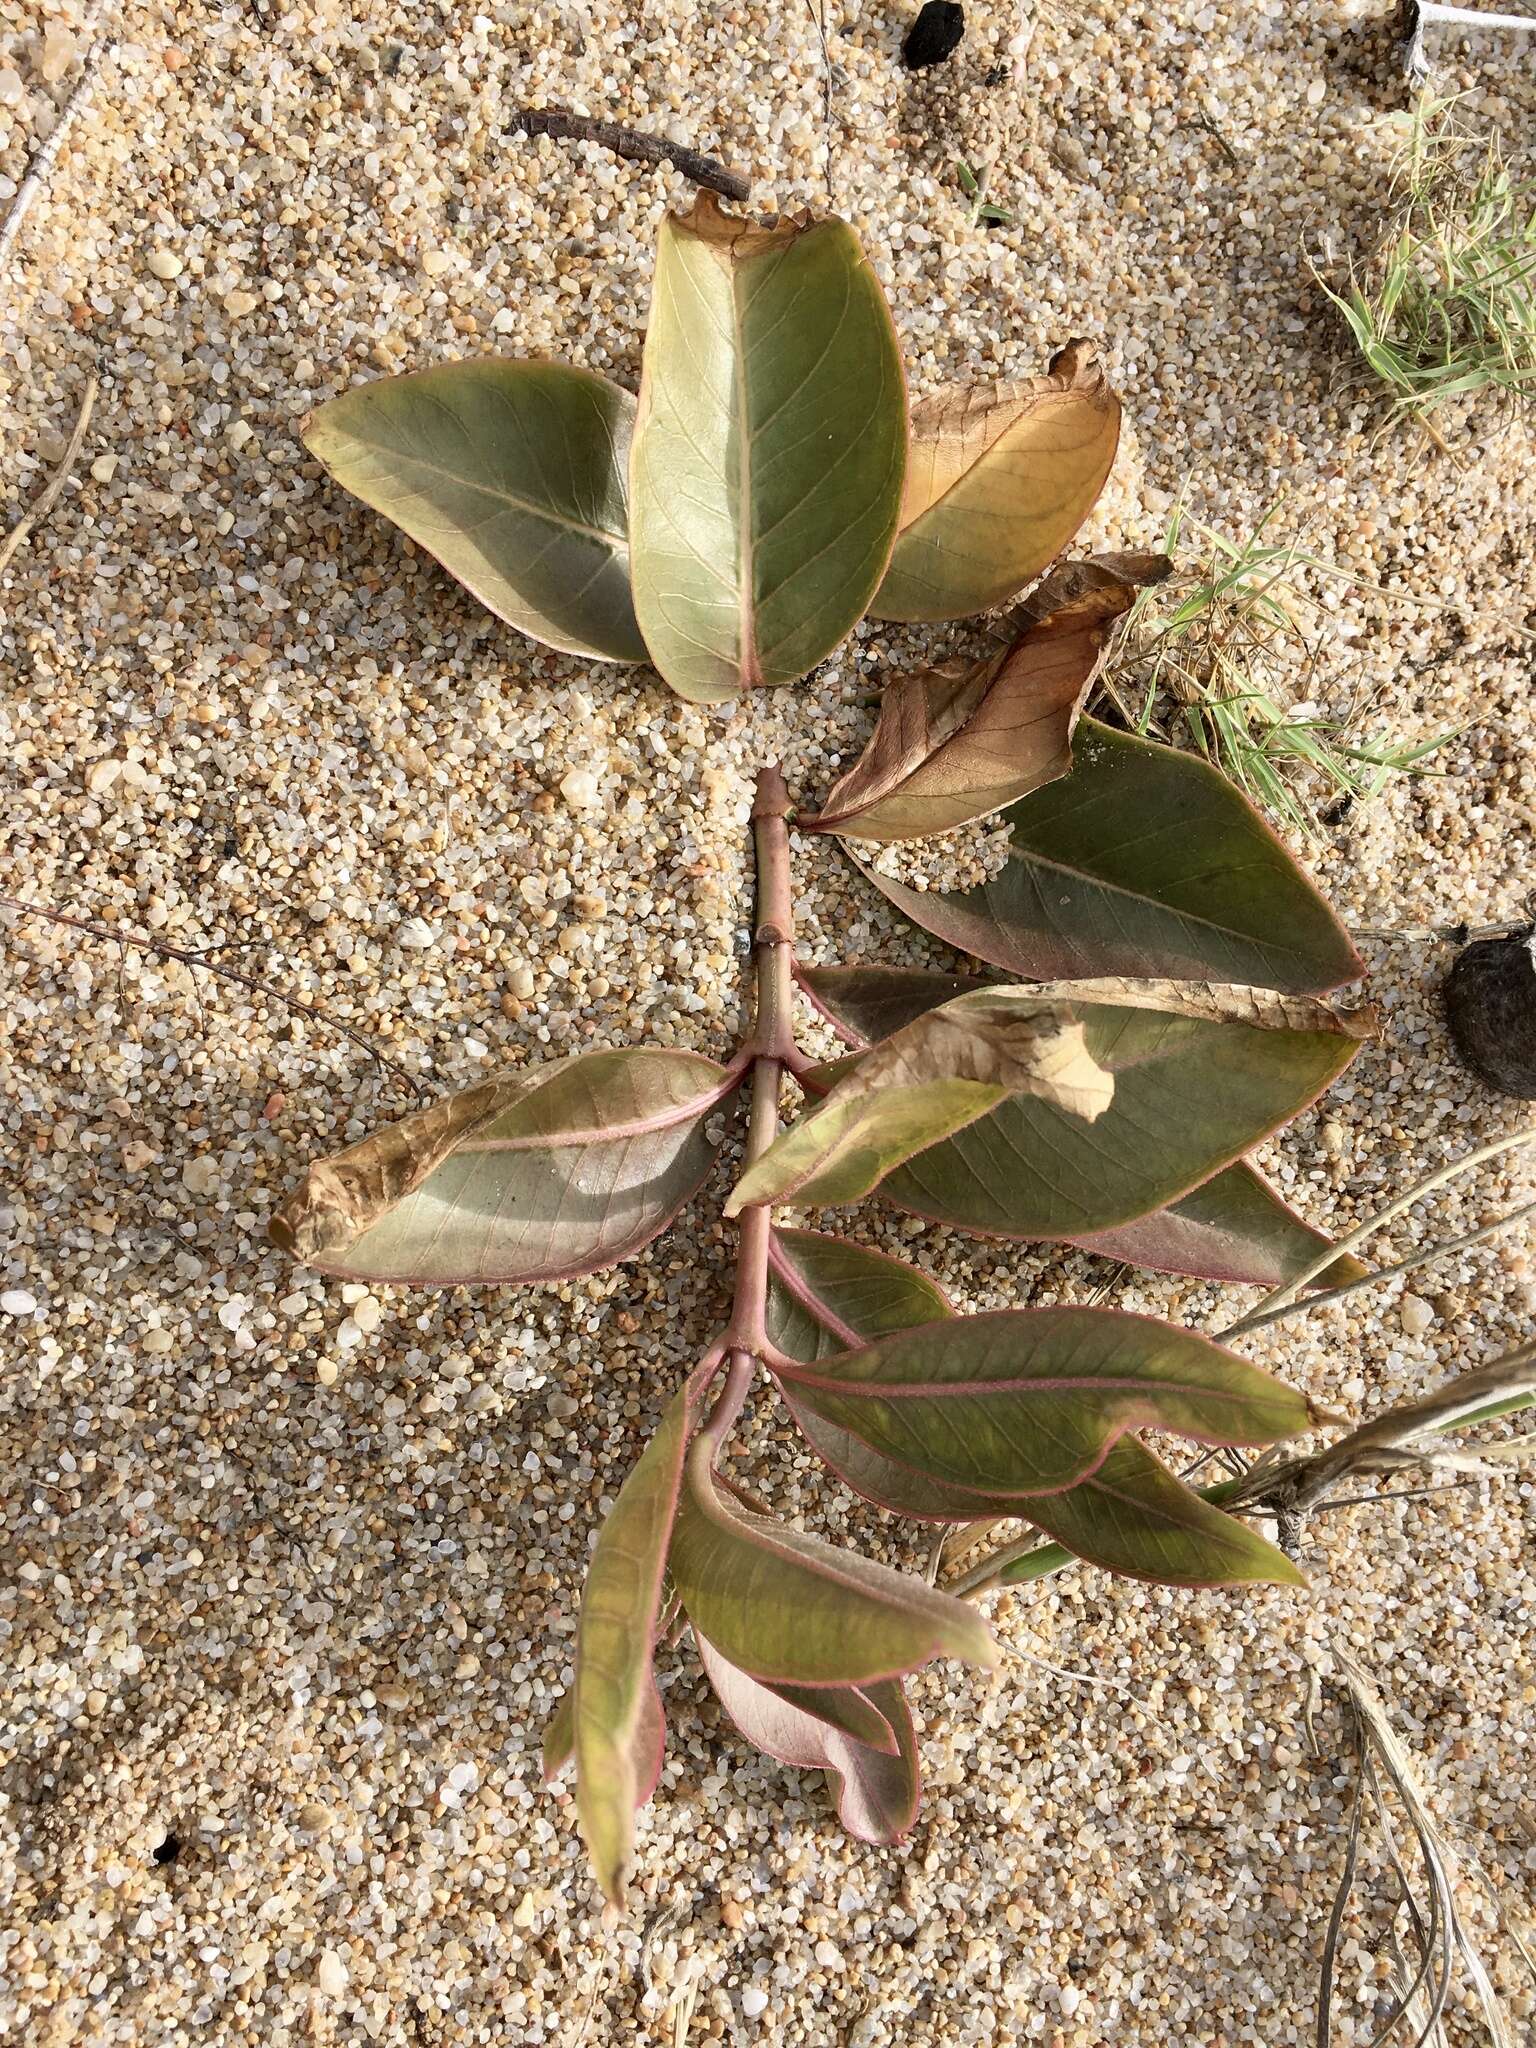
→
(669, 1440, 996, 1686)
(804, 581, 1143, 843)
(870, 341, 1122, 623)
(270, 1047, 738, 1285)
(628, 192, 907, 702)
(573, 1377, 701, 1903)
(774, 1305, 1315, 1499)
(695, 1635, 920, 1843)
(727, 992, 1114, 1214)
(865, 717, 1364, 995)
(303, 357, 646, 662)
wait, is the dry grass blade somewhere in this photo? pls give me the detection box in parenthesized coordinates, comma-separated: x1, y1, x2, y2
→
(0, 374, 97, 572)
(1318, 1650, 1515, 2048)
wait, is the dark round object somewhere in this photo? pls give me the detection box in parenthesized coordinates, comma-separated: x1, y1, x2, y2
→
(903, 1, 965, 69)
(1444, 929, 1536, 1099)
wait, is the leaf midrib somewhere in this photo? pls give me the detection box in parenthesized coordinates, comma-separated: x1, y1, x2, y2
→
(330, 423, 628, 551)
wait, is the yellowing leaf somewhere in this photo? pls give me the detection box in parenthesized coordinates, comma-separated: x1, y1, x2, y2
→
(726, 989, 1113, 1214)
(670, 1441, 996, 1686)
(572, 1380, 698, 1904)
(871, 342, 1121, 623)
(303, 358, 645, 662)
(270, 1048, 739, 1285)
(883, 981, 1374, 1241)
(802, 574, 1150, 844)
(628, 193, 907, 702)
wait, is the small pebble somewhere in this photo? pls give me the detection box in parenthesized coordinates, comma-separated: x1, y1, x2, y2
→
(316, 1950, 348, 1999)
(1, 1288, 38, 1316)
(1400, 1294, 1435, 1336)
(146, 248, 184, 281)
(742, 1987, 769, 2019)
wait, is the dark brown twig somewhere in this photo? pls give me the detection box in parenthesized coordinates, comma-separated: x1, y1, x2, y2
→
(511, 109, 751, 203)
(0, 893, 428, 1099)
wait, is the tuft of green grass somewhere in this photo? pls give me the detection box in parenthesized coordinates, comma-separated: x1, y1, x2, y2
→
(954, 158, 1016, 229)
(1314, 92, 1536, 431)
(1097, 499, 1457, 844)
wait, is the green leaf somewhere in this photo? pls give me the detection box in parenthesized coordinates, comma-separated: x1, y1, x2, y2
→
(573, 1378, 699, 1904)
(800, 576, 1144, 844)
(727, 987, 1114, 1215)
(628, 192, 907, 703)
(696, 1636, 919, 1843)
(797, 967, 1366, 1283)
(1070, 1158, 1370, 1289)
(302, 358, 645, 663)
(270, 1047, 739, 1285)
(882, 982, 1372, 1240)
(765, 1232, 1301, 1587)
(669, 1440, 996, 1686)
(870, 343, 1120, 623)
(864, 719, 1364, 995)
(766, 1226, 955, 1363)
(774, 1305, 1315, 1498)
(798, 964, 986, 1047)
(1015, 1439, 1304, 1587)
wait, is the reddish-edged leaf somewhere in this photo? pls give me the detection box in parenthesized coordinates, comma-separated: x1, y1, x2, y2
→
(880, 982, 1373, 1241)
(727, 988, 1113, 1215)
(1069, 1158, 1370, 1289)
(269, 1047, 739, 1285)
(669, 1440, 996, 1686)
(696, 1635, 919, 1844)
(766, 1234, 1302, 1588)
(797, 966, 1366, 1283)
(570, 1376, 701, 1904)
(864, 718, 1363, 995)
(774, 1306, 1315, 1499)
(870, 342, 1121, 623)
(801, 571, 1153, 844)
(628, 193, 906, 702)
(302, 358, 647, 663)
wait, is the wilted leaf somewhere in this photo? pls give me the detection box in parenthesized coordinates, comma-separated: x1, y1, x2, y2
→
(571, 1378, 699, 1903)
(1070, 1158, 1370, 1289)
(774, 1305, 1315, 1498)
(801, 577, 1148, 844)
(865, 718, 1364, 995)
(628, 192, 906, 703)
(726, 988, 1113, 1215)
(696, 1636, 919, 1843)
(870, 342, 1121, 623)
(303, 359, 646, 663)
(1005, 551, 1174, 627)
(270, 1047, 739, 1285)
(797, 967, 1366, 1283)
(882, 982, 1373, 1241)
(541, 1686, 575, 1780)
(669, 1440, 996, 1685)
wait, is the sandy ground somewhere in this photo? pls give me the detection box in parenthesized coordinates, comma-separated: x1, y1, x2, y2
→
(3, 1, 1535, 2043)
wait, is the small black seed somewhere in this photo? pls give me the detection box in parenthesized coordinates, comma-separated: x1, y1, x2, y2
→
(903, 1, 965, 69)
(152, 1833, 181, 1865)
(1444, 930, 1536, 1099)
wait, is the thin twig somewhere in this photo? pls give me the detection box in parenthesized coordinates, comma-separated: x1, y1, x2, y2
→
(0, 893, 429, 1099)
(1215, 1195, 1536, 1345)
(0, 375, 97, 573)
(803, 0, 836, 205)
(1216, 1125, 1536, 1339)
(0, 19, 110, 281)
(511, 108, 751, 202)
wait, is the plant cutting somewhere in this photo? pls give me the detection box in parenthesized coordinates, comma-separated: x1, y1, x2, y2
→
(274, 189, 1516, 1913)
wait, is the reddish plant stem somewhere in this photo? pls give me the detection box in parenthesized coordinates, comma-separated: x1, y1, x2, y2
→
(720, 767, 796, 1375)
